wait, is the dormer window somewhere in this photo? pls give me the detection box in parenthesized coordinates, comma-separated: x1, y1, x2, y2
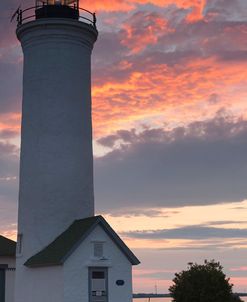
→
(93, 242, 103, 258)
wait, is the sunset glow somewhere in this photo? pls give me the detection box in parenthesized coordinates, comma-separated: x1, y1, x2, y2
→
(1, 0, 247, 294)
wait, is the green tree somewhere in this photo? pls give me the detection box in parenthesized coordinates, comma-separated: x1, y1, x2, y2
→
(169, 260, 243, 302)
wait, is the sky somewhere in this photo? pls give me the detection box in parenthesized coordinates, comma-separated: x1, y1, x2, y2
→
(1, 0, 247, 294)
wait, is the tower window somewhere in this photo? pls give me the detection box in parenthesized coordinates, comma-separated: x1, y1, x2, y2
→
(93, 242, 103, 258)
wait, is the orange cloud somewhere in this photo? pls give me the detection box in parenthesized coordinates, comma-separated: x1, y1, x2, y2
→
(182, 0, 207, 22)
(0, 113, 21, 136)
(121, 12, 173, 54)
(92, 57, 247, 138)
(79, 0, 134, 12)
(80, 0, 206, 22)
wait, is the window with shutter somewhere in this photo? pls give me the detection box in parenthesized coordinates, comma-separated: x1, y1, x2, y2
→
(93, 242, 103, 258)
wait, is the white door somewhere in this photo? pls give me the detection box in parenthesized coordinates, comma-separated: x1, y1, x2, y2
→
(89, 268, 108, 302)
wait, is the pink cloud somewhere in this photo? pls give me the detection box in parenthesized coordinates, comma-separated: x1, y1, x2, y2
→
(230, 267, 247, 272)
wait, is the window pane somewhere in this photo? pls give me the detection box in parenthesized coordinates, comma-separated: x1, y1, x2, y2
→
(92, 271, 105, 279)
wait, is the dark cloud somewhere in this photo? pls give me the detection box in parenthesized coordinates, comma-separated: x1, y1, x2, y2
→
(158, 243, 235, 251)
(155, 19, 247, 64)
(0, 0, 33, 47)
(136, 270, 176, 279)
(0, 0, 20, 47)
(205, 220, 247, 226)
(0, 60, 22, 113)
(93, 31, 125, 69)
(218, 51, 247, 62)
(204, 0, 247, 22)
(94, 115, 247, 211)
(0, 129, 19, 139)
(133, 245, 247, 268)
(231, 206, 247, 210)
(0, 0, 23, 114)
(0, 142, 19, 204)
(122, 225, 247, 240)
(104, 208, 179, 218)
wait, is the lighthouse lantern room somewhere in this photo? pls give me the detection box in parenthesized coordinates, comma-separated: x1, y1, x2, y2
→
(35, 0, 80, 20)
(7, 1, 141, 302)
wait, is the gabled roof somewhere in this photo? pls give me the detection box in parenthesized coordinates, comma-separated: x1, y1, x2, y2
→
(25, 215, 140, 267)
(0, 235, 16, 257)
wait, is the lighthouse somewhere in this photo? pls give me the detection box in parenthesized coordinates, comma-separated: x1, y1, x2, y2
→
(12, 1, 139, 302)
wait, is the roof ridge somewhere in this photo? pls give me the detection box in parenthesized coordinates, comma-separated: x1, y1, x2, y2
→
(25, 215, 140, 267)
(0, 235, 16, 243)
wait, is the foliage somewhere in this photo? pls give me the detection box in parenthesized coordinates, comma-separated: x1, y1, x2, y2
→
(169, 260, 241, 302)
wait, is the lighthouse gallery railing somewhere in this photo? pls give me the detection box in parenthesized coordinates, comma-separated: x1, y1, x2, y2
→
(12, 4, 96, 28)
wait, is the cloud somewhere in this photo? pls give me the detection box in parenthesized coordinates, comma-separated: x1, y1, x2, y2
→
(0, 140, 19, 237)
(0, 1, 23, 127)
(105, 207, 179, 218)
(231, 206, 247, 210)
(91, 5, 247, 136)
(204, 0, 247, 22)
(133, 246, 247, 292)
(1, 0, 247, 231)
(205, 220, 247, 226)
(120, 11, 172, 54)
(92, 54, 247, 137)
(230, 266, 247, 272)
(0, 129, 19, 139)
(87, 0, 202, 15)
(0, 113, 20, 141)
(79, 0, 207, 17)
(2, 1, 247, 139)
(134, 270, 177, 279)
(0, 0, 21, 47)
(94, 115, 247, 211)
(0, 142, 19, 239)
(0, 142, 19, 202)
(122, 225, 247, 240)
(0, 59, 22, 114)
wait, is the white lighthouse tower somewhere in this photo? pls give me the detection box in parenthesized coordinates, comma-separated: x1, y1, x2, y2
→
(14, 1, 139, 302)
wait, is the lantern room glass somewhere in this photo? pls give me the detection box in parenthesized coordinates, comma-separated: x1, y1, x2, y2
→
(35, 0, 80, 20)
(36, 0, 78, 6)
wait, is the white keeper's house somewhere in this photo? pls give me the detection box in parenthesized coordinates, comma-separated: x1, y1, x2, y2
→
(0, 1, 140, 302)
